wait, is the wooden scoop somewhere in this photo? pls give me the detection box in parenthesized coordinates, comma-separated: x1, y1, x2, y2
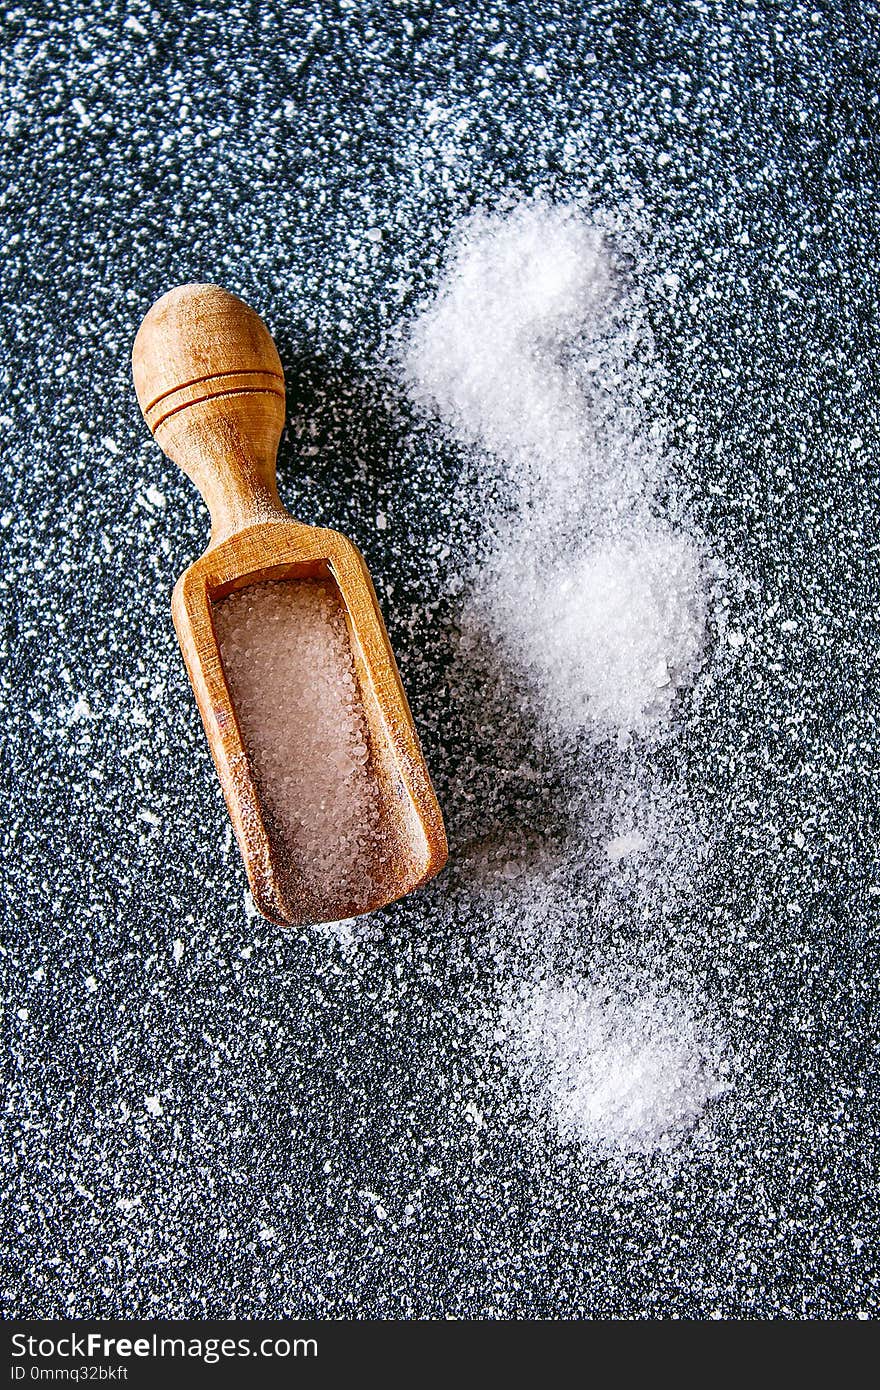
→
(132, 283, 447, 927)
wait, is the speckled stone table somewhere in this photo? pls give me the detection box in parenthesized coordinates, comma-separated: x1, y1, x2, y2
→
(2, 0, 877, 1318)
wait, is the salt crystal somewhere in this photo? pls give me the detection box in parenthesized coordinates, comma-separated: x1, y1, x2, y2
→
(214, 579, 384, 919)
(314, 914, 382, 957)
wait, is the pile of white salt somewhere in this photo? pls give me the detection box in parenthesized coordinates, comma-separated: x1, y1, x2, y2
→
(476, 525, 708, 736)
(501, 973, 731, 1156)
(213, 579, 383, 913)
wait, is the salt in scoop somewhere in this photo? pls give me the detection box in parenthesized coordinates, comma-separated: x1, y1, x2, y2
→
(132, 283, 447, 926)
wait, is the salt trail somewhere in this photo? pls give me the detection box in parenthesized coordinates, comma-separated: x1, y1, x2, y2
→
(404, 201, 613, 487)
(402, 198, 726, 1154)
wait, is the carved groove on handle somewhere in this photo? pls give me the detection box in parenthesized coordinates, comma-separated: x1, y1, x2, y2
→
(145, 367, 285, 415)
(148, 383, 285, 432)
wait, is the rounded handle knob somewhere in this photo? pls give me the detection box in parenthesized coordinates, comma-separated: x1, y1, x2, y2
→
(132, 284, 289, 545)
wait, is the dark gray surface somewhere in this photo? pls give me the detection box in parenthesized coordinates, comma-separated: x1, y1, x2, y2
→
(2, 0, 878, 1317)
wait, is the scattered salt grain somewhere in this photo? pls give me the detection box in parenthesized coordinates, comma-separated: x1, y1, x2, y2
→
(214, 579, 383, 919)
(314, 913, 383, 958)
(69, 697, 91, 722)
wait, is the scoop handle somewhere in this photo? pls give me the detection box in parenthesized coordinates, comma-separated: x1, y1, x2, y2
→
(132, 284, 289, 545)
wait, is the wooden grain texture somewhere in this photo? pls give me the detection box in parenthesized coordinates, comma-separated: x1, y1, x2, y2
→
(132, 283, 447, 926)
